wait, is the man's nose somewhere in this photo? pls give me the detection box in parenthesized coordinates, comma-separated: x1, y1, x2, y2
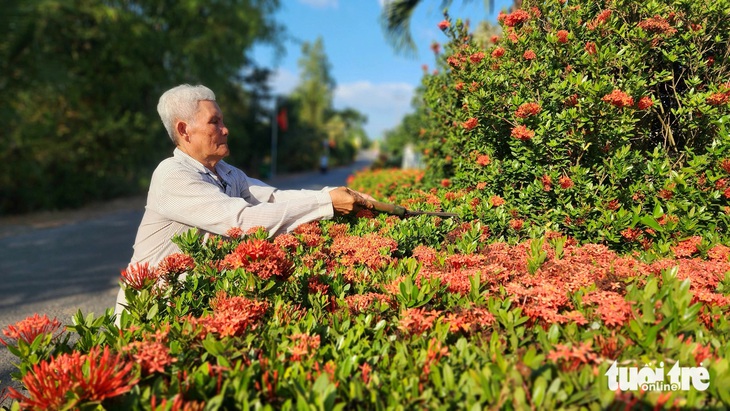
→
(221, 123, 229, 136)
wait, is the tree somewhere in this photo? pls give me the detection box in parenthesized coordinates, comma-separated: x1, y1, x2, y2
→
(292, 37, 336, 130)
(380, 0, 502, 54)
(0, 0, 283, 213)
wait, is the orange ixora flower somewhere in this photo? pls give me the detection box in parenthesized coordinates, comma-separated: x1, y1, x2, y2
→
(638, 15, 677, 36)
(157, 253, 195, 276)
(222, 238, 294, 280)
(122, 333, 176, 375)
(523, 50, 537, 60)
(476, 154, 491, 166)
(190, 292, 270, 338)
(398, 308, 440, 335)
(602, 89, 634, 108)
(503, 9, 530, 27)
(558, 175, 574, 189)
(637, 96, 654, 110)
(584, 41, 597, 55)
(490, 195, 506, 207)
(587, 9, 612, 30)
(515, 102, 541, 118)
(469, 51, 485, 63)
(707, 92, 730, 106)
(438, 20, 450, 30)
(462, 117, 478, 130)
(491, 46, 505, 58)
(0, 314, 63, 347)
(556, 29, 569, 43)
(511, 125, 535, 141)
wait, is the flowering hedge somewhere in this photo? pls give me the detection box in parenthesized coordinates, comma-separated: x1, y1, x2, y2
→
(3, 204, 730, 409)
(3, 0, 730, 409)
(418, 0, 730, 253)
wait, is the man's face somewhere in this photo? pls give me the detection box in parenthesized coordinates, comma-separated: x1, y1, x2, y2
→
(182, 100, 229, 168)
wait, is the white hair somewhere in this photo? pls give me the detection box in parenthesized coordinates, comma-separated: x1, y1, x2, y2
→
(157, 84, 216, 144)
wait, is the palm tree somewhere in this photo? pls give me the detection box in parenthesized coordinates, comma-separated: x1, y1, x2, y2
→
(380, 0, 516, 54)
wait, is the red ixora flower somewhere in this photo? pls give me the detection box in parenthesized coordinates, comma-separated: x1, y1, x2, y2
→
(523, 50, 536, 60)
(637, 96, 654, 110)
(462, 117, 478, 130)
(490, 196, 506, 207)
(602, 89, 634, 108)
(558, 175, 574, 189)
(222, 238, 294, 280)
(491, 46, 505, 58)
(511, 125, 535, 141)
(157, 253, 195, 276)
(638, 15, 677, 36)
(1, 314, 63, 347)
(556, 30, 569, 43)
(438, 20, 450, 30)
(476, 154, 491, 166)
(8, 346, 137, 410)
(398, 308, 439, 335)
(515, 102, 541, 118)
(503, 10, 530, 27)
(190, 292, 270, 338)
(585, 41, 597, 55)
(122, 339, 176, 375)
(587, 9, 612, 30)
(707, 92, 730, 106)
(120, 262, 159, 290)
(469, 51, 485, 63)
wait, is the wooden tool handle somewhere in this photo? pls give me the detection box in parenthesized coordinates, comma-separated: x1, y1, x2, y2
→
(367, 200, 407, 218)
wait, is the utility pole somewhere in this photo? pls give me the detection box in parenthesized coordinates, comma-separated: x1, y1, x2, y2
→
(270, 96, 279, 179)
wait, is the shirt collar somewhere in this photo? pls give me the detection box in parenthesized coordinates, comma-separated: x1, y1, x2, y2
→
(173, 147, 233, 178)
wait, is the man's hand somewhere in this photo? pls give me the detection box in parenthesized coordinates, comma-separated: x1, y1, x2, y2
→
(329, 187, 374, 216)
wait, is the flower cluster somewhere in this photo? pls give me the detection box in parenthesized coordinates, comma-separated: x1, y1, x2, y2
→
(330, 233, 398, 270)
(7, 346, 137, 410)
(222, 238, 293, 280)
(638, 15, 677, 36)
(122, 328, 176, 375)
(190, 292, 269, 338)
(502, 10, 530, 27)
(288, 333, 321, 361)
(602, 89, 634, 108)
(157, 253, 195, 276)
(0, 314, 63, 347)
(121, 262, 159, 290)
(515, 102, 541, 118)
(511, 125, 535, 141)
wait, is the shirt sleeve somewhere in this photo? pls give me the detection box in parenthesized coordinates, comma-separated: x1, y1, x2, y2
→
(150, 167, 334, 236)
(244, 176, 336, 204)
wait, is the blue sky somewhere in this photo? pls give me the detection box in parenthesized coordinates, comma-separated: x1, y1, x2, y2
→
(252, 0, 511, 140)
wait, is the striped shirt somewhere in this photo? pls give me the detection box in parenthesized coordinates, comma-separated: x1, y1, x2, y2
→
(130, 148, 334, 266)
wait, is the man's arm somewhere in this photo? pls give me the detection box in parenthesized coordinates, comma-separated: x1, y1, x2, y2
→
(152, 170, 333, 236)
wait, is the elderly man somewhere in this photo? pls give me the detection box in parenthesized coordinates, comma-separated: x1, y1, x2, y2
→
(115, 84, 369, 319)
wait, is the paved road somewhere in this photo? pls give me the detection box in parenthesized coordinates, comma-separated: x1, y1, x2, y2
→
(0, 152, 374, 395)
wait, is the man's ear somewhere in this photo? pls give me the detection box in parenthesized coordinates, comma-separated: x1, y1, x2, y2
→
(176, 121, 188, 142)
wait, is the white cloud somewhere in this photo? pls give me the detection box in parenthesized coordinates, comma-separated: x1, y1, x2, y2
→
(298, 0, 338, 8)
(266, 71, 416, 139)
(334, 81, 415, 139)
(268, 68, 299, 95)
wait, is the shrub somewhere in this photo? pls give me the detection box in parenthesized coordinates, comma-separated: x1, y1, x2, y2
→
(417, 0, 730, 252)
(3, 220, 730, 409)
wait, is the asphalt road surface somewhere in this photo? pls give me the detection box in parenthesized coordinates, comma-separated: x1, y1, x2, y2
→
(0, 151, 375, 397)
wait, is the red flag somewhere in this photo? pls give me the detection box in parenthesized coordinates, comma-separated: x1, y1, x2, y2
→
(276, 108, 288, 132)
